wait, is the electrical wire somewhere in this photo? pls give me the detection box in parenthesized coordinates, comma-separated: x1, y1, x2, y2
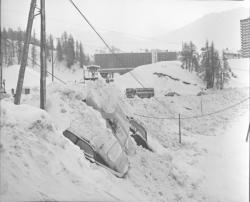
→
(68, 0, 176, 111)
(134, 96, 249, 120)
(27, 56, 67, 84)
(68, 0, 250, 121)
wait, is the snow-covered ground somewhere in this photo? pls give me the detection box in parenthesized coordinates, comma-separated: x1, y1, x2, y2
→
(114, 61, 205, 96)
(1, 58, 249, 201)
(0, 101, 147, 202)
(228, 58, 249, 88)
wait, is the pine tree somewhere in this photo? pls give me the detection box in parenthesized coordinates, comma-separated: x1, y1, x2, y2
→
(7, 39, 15, 66)
(180, 41, 198, 72)
(220, 52, 231, 89)
(61, 31, 68, 55)
(201, 41, 210, 88)
(75, 40, 80, 62)
(2, 28, 8, 65)
(181, 42, 189, 69)
(45, 38, 51, 62)
(200, 41, 223, 89)
(56, 39, 63, 62)
(79, 42, 85, 68)
(65, 35, 75, 68)
(189, 41, 196, 72)
(48, 34, 54, 62)
(17, 28, 23, 64)
(31, 31, 37, 67)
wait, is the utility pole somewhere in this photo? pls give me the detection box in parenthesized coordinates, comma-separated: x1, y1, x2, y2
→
(0, 0, 3, 91)
(51, 38, 54, 82)
(14, 0, 36, 104)
(179, 114, 181, 144)
(40, 0, 46, 109)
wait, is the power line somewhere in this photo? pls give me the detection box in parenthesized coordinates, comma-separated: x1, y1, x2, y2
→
(134, 96, 250, 120)
(68, 0, 174, 110)
(27, 56, 67, 84)
(68, 0, 143, 86)
(68, 0, 249, 121)
(68, 0, 114, 53)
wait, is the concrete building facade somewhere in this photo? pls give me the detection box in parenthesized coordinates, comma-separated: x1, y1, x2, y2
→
(94, 51, 177, 71)
(240, 17, 250, 58)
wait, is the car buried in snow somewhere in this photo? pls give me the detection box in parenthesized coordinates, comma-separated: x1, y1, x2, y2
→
(62, 129, 129, 178)
(128, 117, 152, 151)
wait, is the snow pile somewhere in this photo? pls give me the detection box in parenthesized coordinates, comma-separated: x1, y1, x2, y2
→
(0, 101, 146, 201)
(125, 86, 249, 201)
(112, 60, 249, 201)
(2, 63, 84, 94)
(2, 65, 52, 92)
(228, 58, 249, 88)
(114, 61, 205, 96)
(46, 83, 129, 174)
(1, 60, 249, 202)
(114, 59, 249, 96)
(85, 80, 137, 155)
(196, 112, 249, 201)
(1, 64, 133, 174)
(46, 61, 84, 83)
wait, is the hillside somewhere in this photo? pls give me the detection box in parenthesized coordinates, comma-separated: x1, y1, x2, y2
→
(155, 7, 249, 51)
(76, 7, 250, 52)
(114, 61, 205, 96)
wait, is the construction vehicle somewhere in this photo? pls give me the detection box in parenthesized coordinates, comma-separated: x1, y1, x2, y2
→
(125, 88, 154, 98)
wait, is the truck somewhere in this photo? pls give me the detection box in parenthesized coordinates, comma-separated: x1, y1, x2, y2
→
(125, 88, 154, 98)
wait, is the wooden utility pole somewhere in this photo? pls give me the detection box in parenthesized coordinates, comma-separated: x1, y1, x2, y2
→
(40, 0, 46, 109)
(14, 0, 36, 104)
(0, 0, 3, 91)
(246, 123, 249, 142)
(51, 38, 54, 82)
(179, 114, 181, 144)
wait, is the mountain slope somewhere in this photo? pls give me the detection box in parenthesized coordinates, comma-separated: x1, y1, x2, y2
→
(155, 7, 249, 51)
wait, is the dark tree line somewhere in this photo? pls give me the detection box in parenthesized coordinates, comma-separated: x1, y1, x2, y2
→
(56, 31, 89, 68)
(180, 41, 199, 72)
(181, 41, 232, 89)
(1, 28, 90, 68)
(1, 28, 40, 66)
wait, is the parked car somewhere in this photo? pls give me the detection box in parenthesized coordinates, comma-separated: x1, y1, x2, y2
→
(128, 117, 152, 151)
(63, 129, 129, 178)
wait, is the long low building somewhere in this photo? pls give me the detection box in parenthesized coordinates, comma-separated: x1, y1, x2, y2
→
(94, 51, 177, 72)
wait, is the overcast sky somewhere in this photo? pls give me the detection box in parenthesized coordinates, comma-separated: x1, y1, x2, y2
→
(2, 0, 249, 35)
(2, 0, 249, 52)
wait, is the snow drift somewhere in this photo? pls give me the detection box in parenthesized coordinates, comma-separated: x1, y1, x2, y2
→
(114, 61, 205, 96)
(85, 80, 137, 156)
(46, 83, 130, 175)
(0, 101, 122, 201)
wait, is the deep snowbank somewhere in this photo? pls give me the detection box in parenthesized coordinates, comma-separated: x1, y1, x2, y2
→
(0, 101, 147, 202)
(42, 83, 130, 174)
(114, 61, 205, 96)
(0, 101, 113, 201)
(126, 86, 249, 201)
(114, 59, 249, 96)
(85, 81, 137, 155)
(1, 59, 249, 202)
(2, 65, 51, 92)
